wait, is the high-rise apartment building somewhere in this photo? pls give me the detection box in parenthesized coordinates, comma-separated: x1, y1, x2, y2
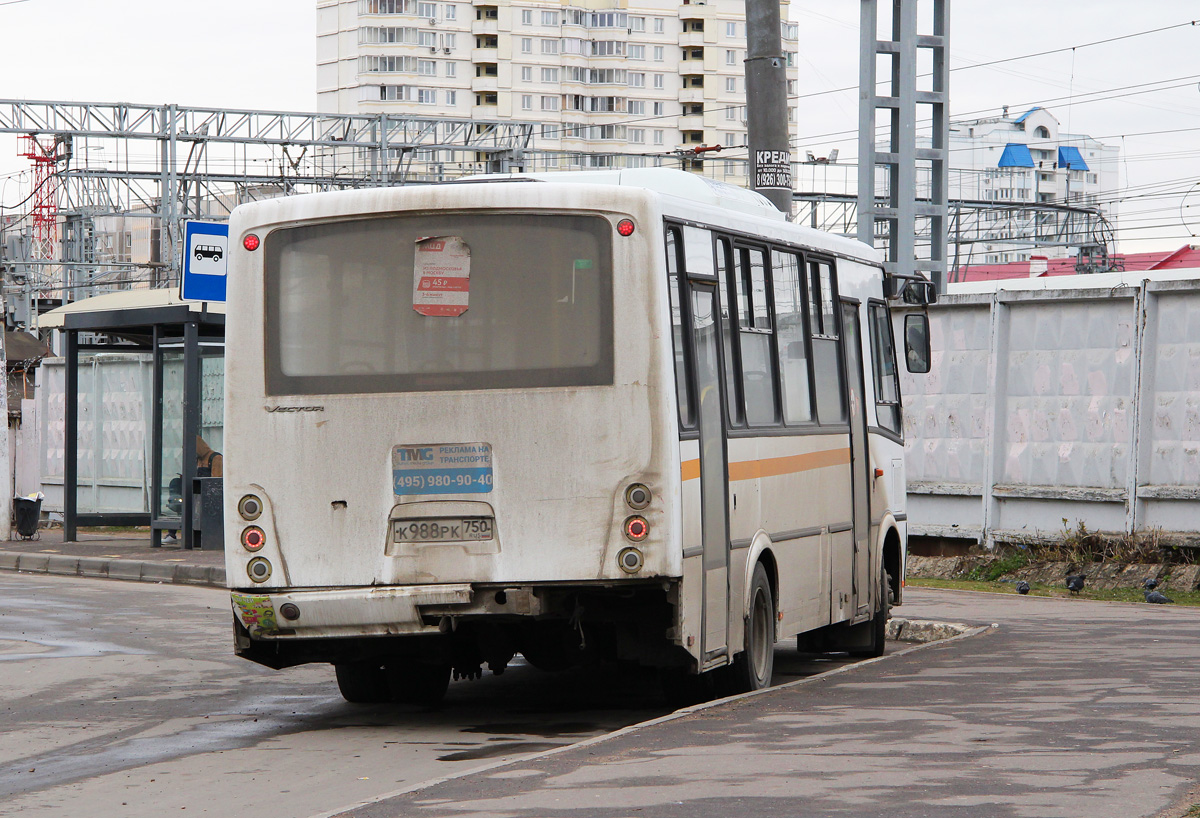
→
(947, 106, 1119, 264)
(316, 0, 800, 179)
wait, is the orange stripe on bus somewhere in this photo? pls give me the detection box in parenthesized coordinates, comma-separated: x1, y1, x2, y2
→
(680, 448, 850, 482)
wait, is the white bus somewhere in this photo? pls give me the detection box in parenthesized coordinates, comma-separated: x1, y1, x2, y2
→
(223, 169, 931, 704)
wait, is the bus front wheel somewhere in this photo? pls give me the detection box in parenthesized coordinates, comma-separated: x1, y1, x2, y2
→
(849, 566, 891, 659)
(334, 662, 390, 703)
(729, 562, 775, 693)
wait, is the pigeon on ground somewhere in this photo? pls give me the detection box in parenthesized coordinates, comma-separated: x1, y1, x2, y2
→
(1065, 574, 1086, 595)
(1015, 580, 1030, 595)
(1144, 589, 1173, 604)
(1143, 577, 1159, 590)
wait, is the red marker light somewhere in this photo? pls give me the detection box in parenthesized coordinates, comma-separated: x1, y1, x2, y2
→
(241, 526, 266, 552)
(243, 234, 261, 251)
(616, 219, 635, 237)
(624, 515, 649, 542)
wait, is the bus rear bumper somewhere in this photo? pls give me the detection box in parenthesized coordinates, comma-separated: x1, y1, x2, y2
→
(231, 583, 473, 639)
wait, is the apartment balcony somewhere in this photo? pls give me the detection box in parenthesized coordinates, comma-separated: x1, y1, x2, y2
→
(471, 47, 498, 62)
(585, 56, 628, 71)
(677, 88, 706, 104)
(677, 2, 716, 20)
(471, 76, 498, 92)
(470, 19, 498, 35)
(678, 31, 706, 48)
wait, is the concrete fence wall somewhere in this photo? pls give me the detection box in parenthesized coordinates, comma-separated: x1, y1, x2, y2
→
(897, 277, 1200, 548)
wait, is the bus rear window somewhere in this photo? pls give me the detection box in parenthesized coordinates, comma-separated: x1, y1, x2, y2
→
(263, 213, 614, 395)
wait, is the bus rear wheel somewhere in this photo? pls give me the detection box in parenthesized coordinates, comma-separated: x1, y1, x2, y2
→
(728, 562, 775, 694)
(387, 661, 452, 706)
(334, 662, 390, 703)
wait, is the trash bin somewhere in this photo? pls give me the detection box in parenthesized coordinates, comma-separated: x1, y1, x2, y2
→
(14, 495, 43, 540)
(192, 477, 224, 550)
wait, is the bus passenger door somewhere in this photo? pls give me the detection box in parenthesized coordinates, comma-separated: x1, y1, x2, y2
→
(690, 283, 731, 662)
(841, 301, 872, 619)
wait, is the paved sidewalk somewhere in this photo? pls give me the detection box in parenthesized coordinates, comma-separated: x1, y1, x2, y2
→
(335, 589, 1200, 818)
(0, 528, 225, 587)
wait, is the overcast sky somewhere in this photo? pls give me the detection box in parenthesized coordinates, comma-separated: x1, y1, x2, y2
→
(0, 0, 1197, 252)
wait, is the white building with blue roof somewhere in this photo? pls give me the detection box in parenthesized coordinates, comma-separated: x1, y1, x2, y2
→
(947, 106, 1120, 264)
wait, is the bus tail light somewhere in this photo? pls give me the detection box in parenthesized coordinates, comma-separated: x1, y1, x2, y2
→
(624, 483, 651, 510)
(247, 557, 272, 583)
(624, 515, 649, 542)
(616, 218, 635, 237)
(618, 547, 644, 573)
(238, 494, 263, 521)
(243, 234, 260, 251)
(241, 526, 266, 552)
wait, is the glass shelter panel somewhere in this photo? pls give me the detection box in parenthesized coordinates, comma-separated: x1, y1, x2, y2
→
(158, 348, 185, 523)
(200, 346, 226, 455)
(66, 353, 153, 515)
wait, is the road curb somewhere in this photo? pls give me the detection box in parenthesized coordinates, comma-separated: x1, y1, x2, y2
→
(0, 552, 226, 588)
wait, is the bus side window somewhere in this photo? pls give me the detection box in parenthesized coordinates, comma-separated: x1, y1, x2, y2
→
(665, 227, 694, 430)
(772, 249, 812, 423)
(715, 238, 743, 426)
(808, 259, 847, 425)
(868, 301, 902, 434)
(735, 245, 779, 427)
(681, 225, 714, 279)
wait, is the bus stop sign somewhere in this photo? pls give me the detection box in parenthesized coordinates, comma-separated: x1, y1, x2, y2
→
(181, 220, 230, 302)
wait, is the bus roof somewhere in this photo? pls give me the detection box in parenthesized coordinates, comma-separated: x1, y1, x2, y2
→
(461, 168, 786, 220)
(458, 169, 881, 265)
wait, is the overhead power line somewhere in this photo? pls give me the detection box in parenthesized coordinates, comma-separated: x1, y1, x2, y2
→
(950, 20, 1199, 73)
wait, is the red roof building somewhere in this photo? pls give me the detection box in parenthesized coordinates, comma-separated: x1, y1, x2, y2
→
(950, 245, 1200, 284)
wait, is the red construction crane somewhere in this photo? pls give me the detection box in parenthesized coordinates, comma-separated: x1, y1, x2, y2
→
(18, 134, 67, 260)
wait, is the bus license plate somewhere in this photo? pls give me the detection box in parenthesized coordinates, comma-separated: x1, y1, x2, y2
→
(393, 517, 493, 543)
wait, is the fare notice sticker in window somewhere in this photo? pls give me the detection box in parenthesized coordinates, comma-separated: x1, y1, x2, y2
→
(413, 236, 471, 317)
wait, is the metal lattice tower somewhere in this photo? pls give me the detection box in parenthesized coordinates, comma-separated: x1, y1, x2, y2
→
(857, 0, 949, 292)
(0, 100, 541, 310)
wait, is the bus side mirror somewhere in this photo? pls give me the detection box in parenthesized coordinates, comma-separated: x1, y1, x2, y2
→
(901, 279, 937, 305)
(904, 313, 931, 374)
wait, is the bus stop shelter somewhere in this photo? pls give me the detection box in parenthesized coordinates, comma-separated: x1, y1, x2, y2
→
(38, 289, 225, 550)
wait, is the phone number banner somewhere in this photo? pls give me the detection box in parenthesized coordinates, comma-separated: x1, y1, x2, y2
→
(754, 149, 792, 190)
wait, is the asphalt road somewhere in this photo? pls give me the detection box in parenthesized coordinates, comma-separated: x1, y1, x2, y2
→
(341, 588, 1200, 818)
(0, 572, 865, 818)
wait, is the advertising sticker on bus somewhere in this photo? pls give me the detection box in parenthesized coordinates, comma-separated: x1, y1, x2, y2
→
(413, 236, 471, 317)
(392, 443, 494, 496)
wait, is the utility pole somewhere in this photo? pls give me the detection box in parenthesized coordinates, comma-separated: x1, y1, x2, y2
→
(744, 0, 793, 214)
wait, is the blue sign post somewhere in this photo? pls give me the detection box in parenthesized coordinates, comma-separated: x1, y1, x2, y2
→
(181, 220, 230, 302)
